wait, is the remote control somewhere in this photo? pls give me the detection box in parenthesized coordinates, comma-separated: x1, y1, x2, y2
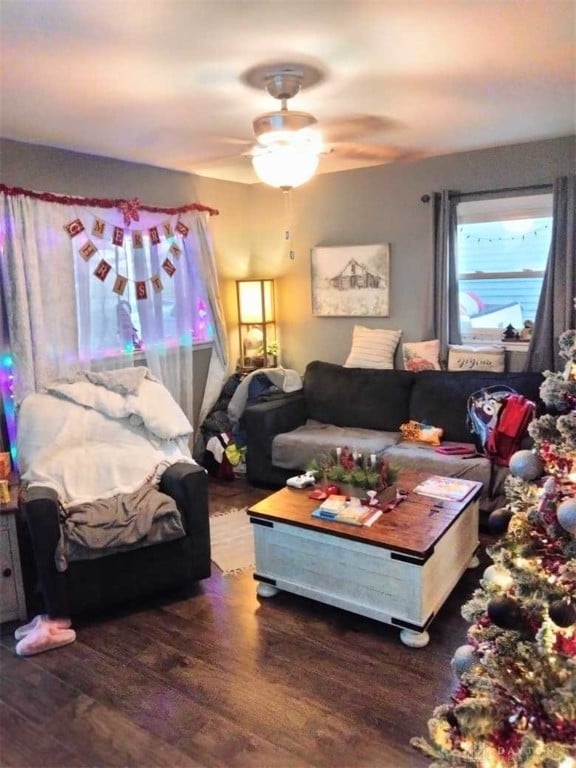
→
(286, 472, 316, 489)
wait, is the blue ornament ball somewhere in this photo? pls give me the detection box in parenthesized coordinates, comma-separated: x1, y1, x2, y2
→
(557, 498, 576, 535)
(487, 507, 513, 534)
(488, 595, 523, 630)
(450, 644, 477, 677)
(508, 450, 544, 481)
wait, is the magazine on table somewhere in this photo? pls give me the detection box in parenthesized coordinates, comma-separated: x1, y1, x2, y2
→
(413, 475, 477, 501)
(311, 495, 382, 527)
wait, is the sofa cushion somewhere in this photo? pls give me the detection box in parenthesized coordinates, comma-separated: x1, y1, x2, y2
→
(447, 345, 505, 372)
(409, 370, 544, 443)
(402, 339, 441, 371)
(272, 421, 401, 470)
(344, 325, 402, 369)
(304, 361, 414, 431)
(385, 442, 499, 496)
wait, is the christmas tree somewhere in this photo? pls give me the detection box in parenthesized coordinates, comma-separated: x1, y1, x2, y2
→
(412, 329, 576, 768)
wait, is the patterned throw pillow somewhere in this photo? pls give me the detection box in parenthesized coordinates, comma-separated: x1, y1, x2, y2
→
(400, 420, 444, 446)
(344, 325, 402, 369)
(448, 345, 505, 372)
(402, 340, 441, 372)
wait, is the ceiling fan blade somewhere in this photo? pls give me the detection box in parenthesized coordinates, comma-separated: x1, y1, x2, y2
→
(218, 136, 254, 147)
(327, 142, 412, 162)
(319, 115, 394, 143)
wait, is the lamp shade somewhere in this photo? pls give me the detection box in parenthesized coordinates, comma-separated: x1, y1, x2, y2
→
(251, 132, 321, 189)
(237, 280, 275, 324)
(236, 279, 277, 371)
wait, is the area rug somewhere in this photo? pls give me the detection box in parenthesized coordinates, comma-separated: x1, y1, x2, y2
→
(209, 507, 255, 575)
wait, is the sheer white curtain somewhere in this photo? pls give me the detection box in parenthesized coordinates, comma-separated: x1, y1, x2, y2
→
(1, 192, 81, 401)
(1, 191, 223, 429)
(189, 213, 228, 429)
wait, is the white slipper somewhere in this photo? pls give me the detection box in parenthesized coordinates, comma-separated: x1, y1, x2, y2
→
(14, 614, 72, 641)
(15, 625, 76, 657)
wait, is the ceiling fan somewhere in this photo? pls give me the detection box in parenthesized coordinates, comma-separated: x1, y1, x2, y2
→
(240, 62, 412, 188)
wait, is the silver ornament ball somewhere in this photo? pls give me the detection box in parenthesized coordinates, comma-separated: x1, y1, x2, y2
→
(557, 498, 576, 535)
(509, 450, 544, 481)
(483, 564, 514, 590)
(450, 644, 477, 677)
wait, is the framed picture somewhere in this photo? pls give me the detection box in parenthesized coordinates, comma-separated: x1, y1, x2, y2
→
(311, 244, 391, 317)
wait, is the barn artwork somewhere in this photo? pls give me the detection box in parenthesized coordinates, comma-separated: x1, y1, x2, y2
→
(311, 244, 390, 316)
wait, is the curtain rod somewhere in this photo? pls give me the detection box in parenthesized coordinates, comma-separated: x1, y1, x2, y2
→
(0, 183, 220, 216)
(420, 182, 553, 203)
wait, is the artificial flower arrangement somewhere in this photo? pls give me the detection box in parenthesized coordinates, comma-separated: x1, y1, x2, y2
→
(306, 447, 398, 492)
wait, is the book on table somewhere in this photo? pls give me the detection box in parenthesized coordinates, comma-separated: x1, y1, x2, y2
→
(413, 475, 478, 501)
(311, 495, 382, 527)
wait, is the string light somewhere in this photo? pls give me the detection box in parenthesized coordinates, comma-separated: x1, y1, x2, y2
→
(0, 353, 17, 468)
(459, 223, 550, 243)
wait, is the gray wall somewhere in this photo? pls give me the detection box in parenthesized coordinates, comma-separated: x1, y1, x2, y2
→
(2, 134, 575, 390)
(242, 135, 575, 373)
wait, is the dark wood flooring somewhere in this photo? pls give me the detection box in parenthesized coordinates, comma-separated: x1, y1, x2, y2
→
(0, 477, 494, 768)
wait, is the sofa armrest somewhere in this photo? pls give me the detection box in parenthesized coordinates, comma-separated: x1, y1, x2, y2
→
(159, 461, 209, 537)
(244, 392, 307, 486)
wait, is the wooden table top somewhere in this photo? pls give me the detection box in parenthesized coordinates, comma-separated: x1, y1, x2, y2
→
(247, 471, 481, 558)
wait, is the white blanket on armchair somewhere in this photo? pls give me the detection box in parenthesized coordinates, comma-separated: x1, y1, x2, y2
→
(18, 368, 195, 507)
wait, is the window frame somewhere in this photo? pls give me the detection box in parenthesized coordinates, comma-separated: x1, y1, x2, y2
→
(455, 192, 553, 344)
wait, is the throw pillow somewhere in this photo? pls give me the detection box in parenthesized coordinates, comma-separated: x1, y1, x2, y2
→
(402, 339, 441, 372)
(447, 345, 505, 372)
(400, 420, 444, 446)
(344, 326, 402, 370)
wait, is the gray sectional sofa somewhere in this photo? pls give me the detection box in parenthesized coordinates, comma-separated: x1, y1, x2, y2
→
(243, 361, 544, 511)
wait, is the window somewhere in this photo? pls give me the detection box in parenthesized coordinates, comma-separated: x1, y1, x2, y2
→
(456, 194, 552, 341)
(75, 233, 214, 362)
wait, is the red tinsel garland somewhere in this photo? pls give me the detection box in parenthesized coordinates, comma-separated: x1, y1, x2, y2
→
(0, 183, 219, 217)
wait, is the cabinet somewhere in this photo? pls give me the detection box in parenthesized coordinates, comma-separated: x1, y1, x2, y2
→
(0, 485, 27, 623)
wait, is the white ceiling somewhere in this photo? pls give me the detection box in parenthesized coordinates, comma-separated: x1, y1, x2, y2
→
(1, 1, 574, 185)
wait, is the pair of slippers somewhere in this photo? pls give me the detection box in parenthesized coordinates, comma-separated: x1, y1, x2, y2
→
(14, 614, 76, 657)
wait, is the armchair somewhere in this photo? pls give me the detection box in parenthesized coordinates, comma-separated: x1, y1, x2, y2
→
(15, 368, 211, 623)
(18, 461, 210, 617)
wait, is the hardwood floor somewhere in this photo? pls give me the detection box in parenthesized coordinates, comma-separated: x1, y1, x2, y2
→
(0, 477, 493, 768)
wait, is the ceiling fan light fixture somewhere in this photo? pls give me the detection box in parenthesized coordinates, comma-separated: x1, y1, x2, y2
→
(252, 141, 320, 190)
(253, 110, 317, 141)
(247, 63, 325, 189)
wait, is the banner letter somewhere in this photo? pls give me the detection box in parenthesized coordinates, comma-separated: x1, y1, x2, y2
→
(91, 217, 106, 238)
(162, 258, 176, 277)
(112, 226, 124, 246)
(93, 259, 112, 282)
(175, 220, 189, 237)
(64, 218, 85, 238)
(79, 240, 98, 262)
(113, 275, 128, 295)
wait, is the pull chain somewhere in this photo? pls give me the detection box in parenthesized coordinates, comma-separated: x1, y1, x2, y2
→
(283, 188, 295, 259)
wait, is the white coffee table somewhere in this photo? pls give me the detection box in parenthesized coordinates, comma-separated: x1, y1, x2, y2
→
(247, 472, 481, 647)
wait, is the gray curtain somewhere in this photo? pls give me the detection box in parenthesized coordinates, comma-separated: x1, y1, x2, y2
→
(524, 175, 576, 372)
(432, 191, 461, 364)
